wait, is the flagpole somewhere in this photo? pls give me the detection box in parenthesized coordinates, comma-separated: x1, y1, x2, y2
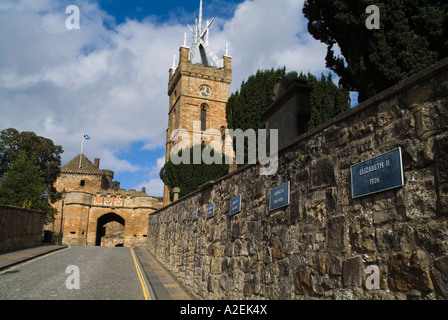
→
(79, 134, 84, 168)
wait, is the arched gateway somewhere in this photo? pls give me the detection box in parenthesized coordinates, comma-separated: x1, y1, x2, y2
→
(47, 154, 163, 247)
(95, 212, 125, 246)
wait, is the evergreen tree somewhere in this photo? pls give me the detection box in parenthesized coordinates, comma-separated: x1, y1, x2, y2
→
(160, 144, 229, 201)
(303, 0, 448, 102)
(226, 68, 296, 166)
(0, 153, 56, 220)
(299, 72, 351, 129)
(226, 68, 350, 166)
(226, 68, 289, 132)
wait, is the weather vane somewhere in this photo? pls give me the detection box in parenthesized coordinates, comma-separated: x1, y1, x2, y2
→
(186, 0, 224, 68)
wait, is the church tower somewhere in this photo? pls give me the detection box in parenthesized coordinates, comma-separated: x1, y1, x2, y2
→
(163, 0, 232, 205)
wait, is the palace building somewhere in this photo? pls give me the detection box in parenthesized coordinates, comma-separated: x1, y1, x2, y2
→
(48, 154, 162, 247)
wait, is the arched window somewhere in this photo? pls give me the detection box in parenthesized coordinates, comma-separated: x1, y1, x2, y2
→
(201, 104, 208, 131)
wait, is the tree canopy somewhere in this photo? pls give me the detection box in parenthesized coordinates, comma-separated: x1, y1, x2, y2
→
(226, 68, 289, 133)
(0, 128, 63, 203)
(300, 72, 351, 129)
(227, 68, 350, 131)
(225, 68, 350, 166)
(0, 153, 57, 220)
(303, 0, 448, 102)
(160, 144, 229, 201)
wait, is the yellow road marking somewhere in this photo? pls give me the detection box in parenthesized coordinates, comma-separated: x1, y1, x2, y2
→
(131, 248, 150, 300)
(0, 245, 70, 275)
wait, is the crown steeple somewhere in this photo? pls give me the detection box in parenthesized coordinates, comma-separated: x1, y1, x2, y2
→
(186, 0, 223, 67)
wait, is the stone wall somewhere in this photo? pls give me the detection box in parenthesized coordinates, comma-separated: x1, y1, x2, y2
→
(0, 205, 45, 253)
(146, 58, 448, 300)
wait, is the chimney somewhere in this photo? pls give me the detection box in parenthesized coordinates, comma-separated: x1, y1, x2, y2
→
(94, 158, 100, 168)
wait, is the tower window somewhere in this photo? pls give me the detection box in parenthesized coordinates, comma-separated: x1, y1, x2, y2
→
(201, 104, 207, 131)
(80, 180, 85, 187)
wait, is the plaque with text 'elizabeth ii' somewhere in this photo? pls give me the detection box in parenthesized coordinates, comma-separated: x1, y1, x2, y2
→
(229, 195, 242, 216)
(351, 148, 404, 198)
(207, 204, 215, 218)
(269, 181, 290, 211)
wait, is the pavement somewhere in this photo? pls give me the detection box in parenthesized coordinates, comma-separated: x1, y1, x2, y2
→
(133, 246, 193, 300)
(0, 243, 193, 300)
(0, 243, 68, 271)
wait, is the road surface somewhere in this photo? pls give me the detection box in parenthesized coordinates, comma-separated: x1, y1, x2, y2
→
(0, 245, 148, 300)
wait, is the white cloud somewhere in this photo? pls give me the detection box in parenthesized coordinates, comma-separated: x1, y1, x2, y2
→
(134, 156, 166, 197)
(0, 0, 330, 194)
(138, 178, 165, 197)
(218, 0, 327, 91)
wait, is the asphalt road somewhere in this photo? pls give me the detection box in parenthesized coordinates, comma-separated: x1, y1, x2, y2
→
(0, 245, 147, 300)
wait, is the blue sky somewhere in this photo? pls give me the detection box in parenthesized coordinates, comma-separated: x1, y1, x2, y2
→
(98, 0, 243, 24)
(0, 0, 349, 197)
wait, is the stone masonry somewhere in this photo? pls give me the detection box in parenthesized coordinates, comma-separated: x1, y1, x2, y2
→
(147, 58, 448, 300)
(0, 206, 45, 253)
(164, 46, 232, 205)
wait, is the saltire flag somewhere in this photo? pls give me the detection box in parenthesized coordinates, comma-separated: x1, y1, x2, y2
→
(79, 134, 91, 168)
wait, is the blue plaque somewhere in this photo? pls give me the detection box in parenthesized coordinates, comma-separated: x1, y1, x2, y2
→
(229, 195, 242, 216)
(206, 204, 215, 218)
(269, 181, 290, 211)
(351, 148, 404, 198)
(192, 208, 199, 220)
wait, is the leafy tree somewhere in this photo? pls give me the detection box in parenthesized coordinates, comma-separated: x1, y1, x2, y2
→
(0, 128, 63, 203)
(160, 144, 229, 201)
(303, 0, 448, 102)
(0, 153, 57, 220)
